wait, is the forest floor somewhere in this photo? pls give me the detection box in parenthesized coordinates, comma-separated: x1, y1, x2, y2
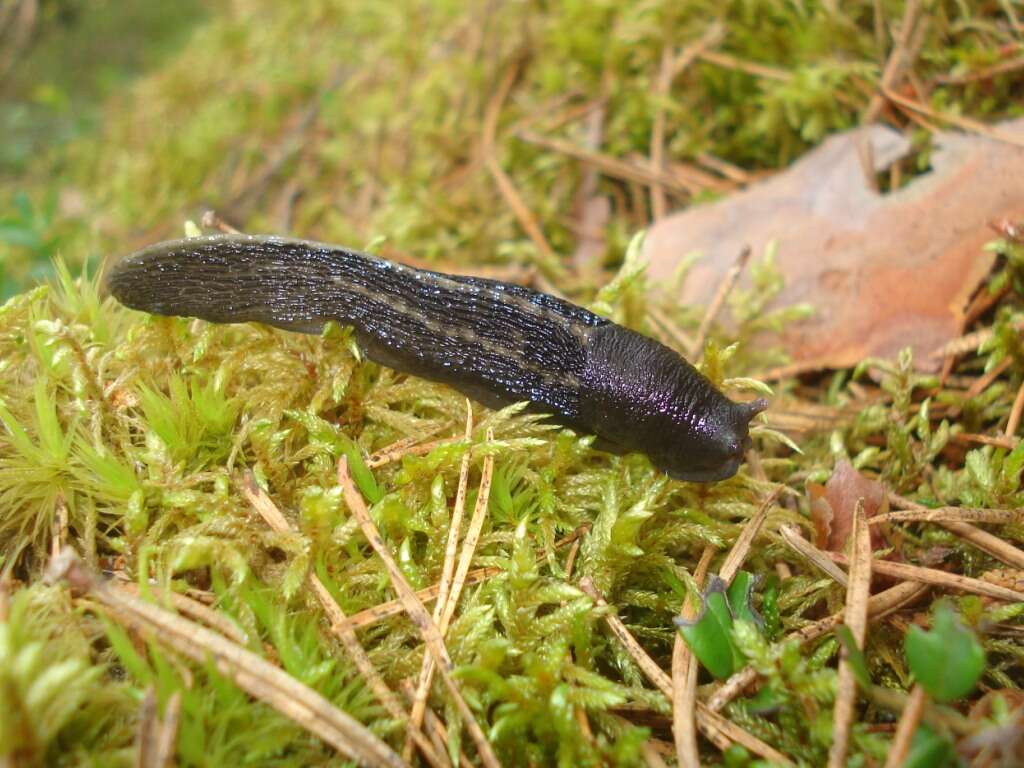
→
(2, 2, 1023, 766)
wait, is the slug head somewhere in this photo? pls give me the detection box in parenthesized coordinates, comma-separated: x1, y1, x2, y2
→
(580, 325, 767, 482)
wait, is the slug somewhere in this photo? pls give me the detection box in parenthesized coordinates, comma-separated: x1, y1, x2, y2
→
(107, 234, 766, 482)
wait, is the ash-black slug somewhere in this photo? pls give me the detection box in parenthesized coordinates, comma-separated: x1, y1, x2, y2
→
(107, 234, 766, 482)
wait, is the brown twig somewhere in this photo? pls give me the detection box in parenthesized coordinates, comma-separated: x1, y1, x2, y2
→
(154, 692, 181, 768)
(570, 69, 610, 272)
(0, 0, 37, 82)
(135, 687, 159, 768)
(647, 25, 726, 220)
(52, 492, 68, 561)
(864, 0, 921, 122)
(409, 427, 494, 761)
(779, 524, 849, 586)
(483, 60, 556, 261)
(950, 432, 1019, 450)
(273, 179, 303, 233)
(933, 524, 1024, 573)
(647, 305, 697, 357)
(404, 405, 473, 761)
(399, 680, 472, 767)
(871, 0, 886, 58)
(563, 535, 583, 580)
(1005, 378, 1024, 438)
(882, 87, 1024, 149)
(963, 282, 1010, 329)
(719, 488, 780, 582)
(365, 421, 454, 468)
(135, 690, 182, 768)
(672, 546, 716, 768)
(886, 492, 1024, 570)
(884, 684, 926, 768)
(935, 55, 1024, 85)
(640, 739, 671, 768)
(650, 46, 674, 221)
(340, 528, 588, 631)
(569, 194, 611, 271)
(671, 23, 726, 78)
(47, 549, 407, 767)
(440, 429, 495, 632)
(116, 581, 249, 646)
(827, 551, 1024, 602)
(517, 130, 699, 196)
(930, 321, 1024, 360)
(338, 458, 501, 768)
(695, 152, 751, 185)
(238, 473, 446, 768)
(870, 684, 973, 736)
(0, 572, 10, 623)
(872, 506, 1023, 525)
(690, 246, 752, 359)
(947, 357, 1013, 419)
(200, 210, 242, 235)
(856, 133, 879, 193)
(227, 67, 349, 218)
(828, 501, 872, 768)
(696, 50, 791, 81)
(343, 566, 503, 630)
(667, 159, 735, 192)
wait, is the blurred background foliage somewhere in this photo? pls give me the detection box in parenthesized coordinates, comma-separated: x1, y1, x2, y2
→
(2, 0, 1021, 297)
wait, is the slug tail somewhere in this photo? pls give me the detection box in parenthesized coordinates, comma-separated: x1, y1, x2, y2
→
(106, 234, 371, 333)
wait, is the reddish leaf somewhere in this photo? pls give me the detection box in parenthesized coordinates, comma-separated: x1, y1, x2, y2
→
(644, 122, 1024, 372)
(809, 460, 889, 553)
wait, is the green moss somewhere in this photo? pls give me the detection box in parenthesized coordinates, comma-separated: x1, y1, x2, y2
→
(0, 584, 136, 765)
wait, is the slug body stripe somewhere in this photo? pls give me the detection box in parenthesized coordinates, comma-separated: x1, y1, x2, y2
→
(108, 234, 605, 423)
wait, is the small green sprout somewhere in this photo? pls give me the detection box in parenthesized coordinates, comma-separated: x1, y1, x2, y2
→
(905, 602, 986, 703)
(675, 571, 762, 679)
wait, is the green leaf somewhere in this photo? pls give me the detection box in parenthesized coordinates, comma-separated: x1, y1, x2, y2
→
(675, 577, 742, 679)
(726, 571, 762, 628)
(905, 603, 985, 703)
(760, 574, 782, 641)
(340, 436, 382, 503)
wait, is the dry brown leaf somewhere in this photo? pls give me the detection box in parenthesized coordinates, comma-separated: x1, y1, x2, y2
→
(643, 121, 1024, 372)
(808, 460, 890, 553)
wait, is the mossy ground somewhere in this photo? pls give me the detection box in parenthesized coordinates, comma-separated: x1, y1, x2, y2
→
(2, 1, 1023, 766)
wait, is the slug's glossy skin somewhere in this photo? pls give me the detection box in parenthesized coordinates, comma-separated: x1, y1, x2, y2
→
(107, 234, 766, 482)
